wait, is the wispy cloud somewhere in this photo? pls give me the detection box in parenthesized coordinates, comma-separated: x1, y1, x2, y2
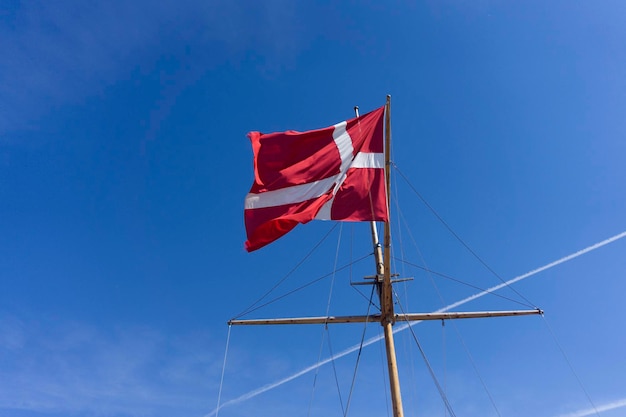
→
(0, 314, 222, 416)
(0, 0, 308, 143)
(207, 230, 626, 415)
(555, 398, 626, 417)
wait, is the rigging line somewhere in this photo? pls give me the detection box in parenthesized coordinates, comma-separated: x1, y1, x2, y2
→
(206, 230, 626, 416)
(344, 284, 376, 417)
(397, 199, 502, 417)
(310, 224, 346, 417)
(394, 257, 534, 308)
(325, 223, 343, 317)
(394, 189, 436, 415)
(442, 320, 447, 417)
(352, 285, 380, 311)
(540, 314, 601, 417)
(328, 224, 347, 415)
(394, 288, 458, 417)
(378, 325, 391, 417)
(308, 330, 326, 417)
(327, 326, 346, 415)
(346, 227, 380, 309)
(350, 224, 354, 284)
(233, 253, 372, 319)
(214, 324, 232, 417)
(395, 199, 452, 308)
(234, 224, 339, 319)
(392, 162, 538, 308)
(350, 284, 381, 311)
(447, 318, 503, 417)
(440, 229, 626, 312)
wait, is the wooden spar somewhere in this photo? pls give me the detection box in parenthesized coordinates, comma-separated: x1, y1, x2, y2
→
(228, 309, 544, 325)
(232, 97, 545, 416)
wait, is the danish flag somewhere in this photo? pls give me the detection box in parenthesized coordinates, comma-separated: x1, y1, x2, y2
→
(244, 106, 388, 252)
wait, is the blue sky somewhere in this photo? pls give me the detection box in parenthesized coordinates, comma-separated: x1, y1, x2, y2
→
(1, 1, 625, 417)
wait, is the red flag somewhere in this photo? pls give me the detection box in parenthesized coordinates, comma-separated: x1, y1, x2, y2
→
(244, 106, 388, 252)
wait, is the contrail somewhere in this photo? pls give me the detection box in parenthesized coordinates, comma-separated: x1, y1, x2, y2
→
(554, 397, 626, 417)
(206, 231, 626, 417)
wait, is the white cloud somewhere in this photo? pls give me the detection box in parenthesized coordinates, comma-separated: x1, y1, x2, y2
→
(555, 398, 626, 417)
(0, 314, 223, 416)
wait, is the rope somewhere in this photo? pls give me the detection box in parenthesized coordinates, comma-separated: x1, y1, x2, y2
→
(326, 224, 347, 414)
(394, 289, 458, 417)
(378, 326, 391, 417)
(309, 224, 348, 416)
(393, 163, 538, 308)
(449, 318, 503, 417)
(541, 314, 601, 417)
(343, 284, 376, 417)
(234, 224, 339, 319)
(392, 182, 423, 415)
(395, 198, 503, 416)
(234, 253, 372, 319)
(393, 257, 535, 309)
(442, 319, 447, 417)
(327, 328, 346, 415)
(214, 324, 232, 417)
(308, 330, 326, 417)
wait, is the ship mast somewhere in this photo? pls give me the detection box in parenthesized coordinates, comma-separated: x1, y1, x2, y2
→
(230, 97, 543, 417)
(362, 95, 404, 417)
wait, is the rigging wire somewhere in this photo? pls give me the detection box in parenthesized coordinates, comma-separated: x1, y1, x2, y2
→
(377, 325, 392, 417)
(392, 162, 538, 308)
(309, 225, 347, 417)
(350, 283, 382, 311)
(327, 224, 347, 415)
(391, 171, 420, 415)
(308, 330, 327, 417)
(343, 283, 377, 417)
(442, 319, 447, 417)
(447, 318, 503, 417)
(214, 324, 232, 417)
(395, 197, 504, 417)
(540, 314, 601, 417)
(327, 328, 346, 415)
(349, 224, 382, 311)
(393, 289, 458, 417)
(234, 224, 339, 319)
(393, 257, 535, 309)
(233, 253, 372, 319)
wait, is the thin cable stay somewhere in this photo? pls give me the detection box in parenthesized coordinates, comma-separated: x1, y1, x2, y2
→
(390, 159, 600, 417)
(392, 162, 538, 309)
(309, 225, 347, 417)
(541, 315, 601, 417)
(392, 288, 458, 417)
(232, 253, 372, 320)
(229, 98, 542, 417)
(391, 188, 505, 417)
(343, 284, 377, 417)
(394, 257, 535, 309)
(234, 223, 339, 319)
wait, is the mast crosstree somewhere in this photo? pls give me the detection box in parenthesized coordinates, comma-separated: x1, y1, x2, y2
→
(231, 96, 543, 417)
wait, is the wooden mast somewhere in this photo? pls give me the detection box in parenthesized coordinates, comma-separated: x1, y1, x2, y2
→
(358, 95, 404, 417)
(230, 97, 544, 416)
(379, 95, 405, 417)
